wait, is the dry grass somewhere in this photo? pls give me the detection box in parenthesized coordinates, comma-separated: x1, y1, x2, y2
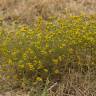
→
(0, 71, 96, 96)
(0, 0, 96, 23)
(49, 72, 96, 96)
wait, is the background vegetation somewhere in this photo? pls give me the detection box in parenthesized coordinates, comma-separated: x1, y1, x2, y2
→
(0, 0, 96, 24)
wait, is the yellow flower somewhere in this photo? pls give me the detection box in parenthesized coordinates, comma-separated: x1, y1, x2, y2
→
(54, 69, 59, 74)
(23, 53, 27, 60)
(18, 64, 24, 69)
(36, 77, 43, 82)
(27, 63, 34, 71)
(60, 44, 65, 48)
(43, 69, 48, 73)
(41, 50, 47, 55)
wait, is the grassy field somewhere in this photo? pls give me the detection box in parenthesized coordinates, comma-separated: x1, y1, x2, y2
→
(0, 0, 96, 23)
(0, 0, 96, 96)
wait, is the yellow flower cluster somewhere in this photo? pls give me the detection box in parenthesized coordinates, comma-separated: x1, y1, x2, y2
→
(0, 15, 96, 86)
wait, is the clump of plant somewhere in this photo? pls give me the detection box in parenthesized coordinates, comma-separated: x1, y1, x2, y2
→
(0, 15, 96, 89)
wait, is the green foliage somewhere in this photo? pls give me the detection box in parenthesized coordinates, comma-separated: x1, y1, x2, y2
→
(0, 15, 96, 87)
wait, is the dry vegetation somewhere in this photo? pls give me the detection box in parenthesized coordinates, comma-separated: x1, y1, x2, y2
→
(0, 0, 96, 23)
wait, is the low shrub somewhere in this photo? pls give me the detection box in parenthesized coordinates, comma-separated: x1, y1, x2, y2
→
(0, 15, 96, 88)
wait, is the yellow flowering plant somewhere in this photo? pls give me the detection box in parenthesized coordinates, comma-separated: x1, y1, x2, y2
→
(0, 15, 96, 87)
